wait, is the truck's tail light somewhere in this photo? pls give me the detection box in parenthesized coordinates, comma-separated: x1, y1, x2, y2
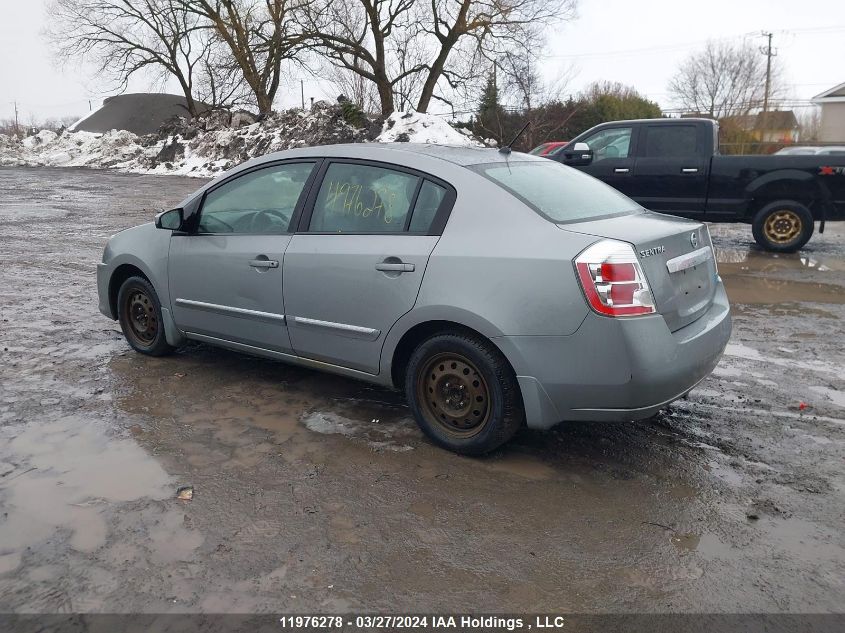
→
(575, 240, 656, 317)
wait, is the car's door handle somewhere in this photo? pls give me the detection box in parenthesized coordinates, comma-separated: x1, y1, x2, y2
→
(249, 259, 279, 269)
(375, 262, 415, 272)
(682, 168, 699, 173)
(614, 168, 630, 174)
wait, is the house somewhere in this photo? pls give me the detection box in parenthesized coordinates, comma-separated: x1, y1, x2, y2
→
(720, 110, 800, 144)
(811, 82, 845, 142)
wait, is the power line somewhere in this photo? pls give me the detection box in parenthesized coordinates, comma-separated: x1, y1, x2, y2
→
(547, 25, 845, 60)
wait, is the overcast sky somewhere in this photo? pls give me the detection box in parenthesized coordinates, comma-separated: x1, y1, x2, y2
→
(1, 0, 843, 123)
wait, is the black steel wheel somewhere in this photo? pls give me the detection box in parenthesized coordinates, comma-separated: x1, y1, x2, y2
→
(117, 276, 174, 356)
(416, 352, 492, 439)
(405, 331, 524, 454)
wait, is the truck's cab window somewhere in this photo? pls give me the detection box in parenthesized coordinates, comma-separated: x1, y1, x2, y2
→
(582, 127, 633, 161)
(644, 125, 698, 158)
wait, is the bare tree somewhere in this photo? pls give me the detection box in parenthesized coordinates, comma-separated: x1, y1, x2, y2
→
(186, 0, 314, 115)
(495, 46, 574, 149)
(326, 63, 380, 113)
(668, 39, 782, 119)
(299, 0, 419, 115)
(415, 0, 575, 113)
(47, 0, 221, 116)
(302, 0, 576, 116)
(798, 107, 822, 142)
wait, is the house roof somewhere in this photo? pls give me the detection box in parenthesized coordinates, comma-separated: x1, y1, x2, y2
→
(812, 81, 845, 102)
(722, 110, 798, 131)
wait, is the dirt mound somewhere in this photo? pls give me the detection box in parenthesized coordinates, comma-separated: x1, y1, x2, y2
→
(70, 93, 211, 136)
(0, 102, 487, 178)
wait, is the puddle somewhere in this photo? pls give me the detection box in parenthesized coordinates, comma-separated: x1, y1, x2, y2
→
(720, 274, 845, 305)
(670, 532, 732, 559)
(0, 416, 172, 572)
(716, 248, 845, 304)
(716, 248, 845, 272)
(758, 517, 845, 563)
(706, 459, 743, 487)
(724, 342, 840, 376)
(483, 453, 557, 480)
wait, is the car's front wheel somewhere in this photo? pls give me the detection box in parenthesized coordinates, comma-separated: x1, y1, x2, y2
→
(404, 331, 524, 455)
(117, 276, 175, 356)
(751, 200, 814, 253)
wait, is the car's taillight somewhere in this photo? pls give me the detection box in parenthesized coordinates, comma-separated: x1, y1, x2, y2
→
(575, 240, 656, 317)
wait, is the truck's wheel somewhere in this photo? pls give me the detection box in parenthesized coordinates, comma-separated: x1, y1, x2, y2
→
(751, 200, 814, 253)
(405, 331, 524, 455)
(117, 276, 175, 356)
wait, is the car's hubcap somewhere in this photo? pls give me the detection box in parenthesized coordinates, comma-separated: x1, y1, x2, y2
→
(764, 210, 802, 244)
(124, 290, 157, 344)
(417, 353, 490, 438)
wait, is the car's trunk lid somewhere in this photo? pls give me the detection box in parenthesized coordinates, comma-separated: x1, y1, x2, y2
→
(560, 211, 718, 332)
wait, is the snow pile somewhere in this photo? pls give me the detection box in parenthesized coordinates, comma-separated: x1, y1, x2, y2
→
(376, 111, 483, 146)
(0, 104, 486, 177)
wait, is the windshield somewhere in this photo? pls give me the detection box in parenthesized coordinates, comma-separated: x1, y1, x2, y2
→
(470, 160, 640, 223)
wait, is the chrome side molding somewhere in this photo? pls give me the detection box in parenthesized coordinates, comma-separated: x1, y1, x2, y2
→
(292, 316, 380, 340)
(174, 298, 286, 324)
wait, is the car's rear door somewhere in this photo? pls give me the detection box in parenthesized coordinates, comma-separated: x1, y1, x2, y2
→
(168, 161, 318, 352)
(283, 159, 455, 374)
(630, 123, 709, 217)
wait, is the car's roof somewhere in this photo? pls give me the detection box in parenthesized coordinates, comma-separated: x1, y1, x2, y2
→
(251, 142, 544, 167)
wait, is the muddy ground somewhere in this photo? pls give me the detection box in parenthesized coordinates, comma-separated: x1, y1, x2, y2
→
(0, 167, 843, 615)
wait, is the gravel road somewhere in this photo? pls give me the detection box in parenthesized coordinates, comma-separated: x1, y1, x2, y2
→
(0, 167, 843, 615)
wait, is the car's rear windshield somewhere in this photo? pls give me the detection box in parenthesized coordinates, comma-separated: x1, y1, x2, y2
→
(469, 160, 640, 223)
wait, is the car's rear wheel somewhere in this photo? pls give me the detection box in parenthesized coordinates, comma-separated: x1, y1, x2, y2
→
(117, 276, 174, 356)
(752, 200, 814, 253)
(405, 331, 524, 455)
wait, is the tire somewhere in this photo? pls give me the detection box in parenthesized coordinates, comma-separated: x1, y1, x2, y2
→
(116, 276, 175, 356)
(404, 331, 524, 455)
(751, 200, 814, 253)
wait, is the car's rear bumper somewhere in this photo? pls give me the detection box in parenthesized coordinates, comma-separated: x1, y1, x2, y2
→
(495, 280, 732, 429)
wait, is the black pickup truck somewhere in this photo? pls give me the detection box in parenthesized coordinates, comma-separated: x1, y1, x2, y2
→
(552, 118, 845, 251)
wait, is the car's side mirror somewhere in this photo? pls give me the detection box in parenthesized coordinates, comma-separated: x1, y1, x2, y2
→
(155, 208, 183, 230)
(560, 142, 593, 166)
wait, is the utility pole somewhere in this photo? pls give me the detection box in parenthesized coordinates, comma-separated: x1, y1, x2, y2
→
(759, 31, 777, 141)
(13, 100, 19, 136)
(760, 31, 776, 114)
(300, 80, 305, 110)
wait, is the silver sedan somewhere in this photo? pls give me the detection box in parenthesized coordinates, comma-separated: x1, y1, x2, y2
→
(97, 144, 731, 454)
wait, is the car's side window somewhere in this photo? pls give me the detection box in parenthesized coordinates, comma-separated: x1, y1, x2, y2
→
(198, 162, 315, 234)
(409, 181, 446, 233)
(582, 127, 633, 161)
(644, 125, 698, 158)
(308, 163, 420, 233)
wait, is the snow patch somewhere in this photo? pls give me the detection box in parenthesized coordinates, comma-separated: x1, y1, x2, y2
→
(301, 411, 417, 452)
(376, 111, 483, 146)
(0, 105, 488, 177)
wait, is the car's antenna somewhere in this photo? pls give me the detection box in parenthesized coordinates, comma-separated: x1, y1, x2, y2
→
(498, 121, 530, 155)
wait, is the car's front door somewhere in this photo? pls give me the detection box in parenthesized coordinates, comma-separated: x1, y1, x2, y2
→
(630, 123, 708, 217)
(168, 161, 317, 352)
(283, 160, 453, 374)
(560, 126, 637, 197)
